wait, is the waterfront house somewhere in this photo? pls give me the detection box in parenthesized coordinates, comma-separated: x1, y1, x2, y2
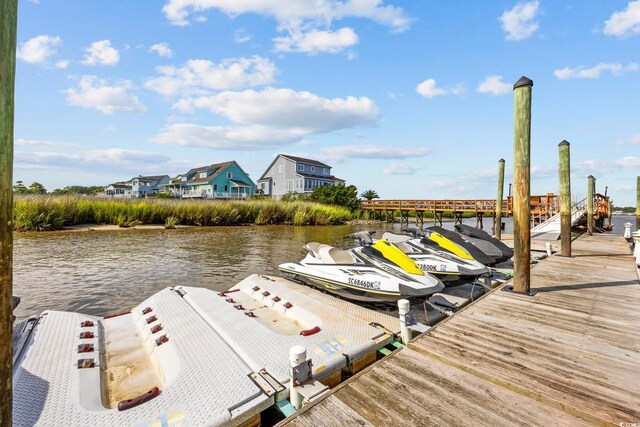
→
(104, 175, 169, 198)
(163, 161, 255, 199)
(257, 154, 343, 198)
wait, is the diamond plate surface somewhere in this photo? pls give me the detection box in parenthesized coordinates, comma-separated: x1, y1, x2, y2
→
(13, 288, 270, 427)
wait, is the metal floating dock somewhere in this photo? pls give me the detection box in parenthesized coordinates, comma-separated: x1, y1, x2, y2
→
(279, 235, 640, 426)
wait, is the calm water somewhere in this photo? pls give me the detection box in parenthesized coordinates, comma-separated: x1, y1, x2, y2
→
(13, 216, 632, 318)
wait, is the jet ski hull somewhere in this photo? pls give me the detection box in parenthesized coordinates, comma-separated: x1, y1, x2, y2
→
(454, 224, 514, 263)
(426, 226, 496, 265)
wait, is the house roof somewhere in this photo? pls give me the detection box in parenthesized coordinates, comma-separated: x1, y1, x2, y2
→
(107, 182, 132, 189)
(330, 175, 345, 182)
(129, 175, 168, 183)
(281, 154, 331, 168)
(183, 161, 234, 184)
(296, 171, 335, 179)
(229, 179, 252, 187)
(258, 154, 331, 180)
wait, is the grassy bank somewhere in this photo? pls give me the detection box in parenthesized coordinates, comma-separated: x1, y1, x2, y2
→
(13, 196, 353, 231)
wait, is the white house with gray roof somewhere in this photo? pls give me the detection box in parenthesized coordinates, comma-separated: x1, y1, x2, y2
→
(257, 154, 344, 198)
(104, 175, 170, 198)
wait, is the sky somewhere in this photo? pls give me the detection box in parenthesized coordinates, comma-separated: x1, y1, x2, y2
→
(12, 0, 640, 206)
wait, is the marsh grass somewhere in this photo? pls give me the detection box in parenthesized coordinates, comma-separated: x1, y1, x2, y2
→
(13, 196, 353, 231)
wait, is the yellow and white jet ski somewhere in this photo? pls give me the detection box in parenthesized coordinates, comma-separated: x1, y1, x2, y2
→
(278, 232, 444, 304)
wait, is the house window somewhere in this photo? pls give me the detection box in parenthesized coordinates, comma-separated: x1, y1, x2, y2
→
(296, 179, 303, 189)
(323, 168, 329, 175)
(199, 172, 207, 178)
(279, 165, 284, 173)
(227, 172, 232, 179)
(260, 183, 265, 190)
(213, 184, 218, 191)
(297, 164, 304, 171)
(181, 176, 187, 181)
(310, 166, 315, 172)
(224, 185, 228, 192)
(287, 180, 294, 190)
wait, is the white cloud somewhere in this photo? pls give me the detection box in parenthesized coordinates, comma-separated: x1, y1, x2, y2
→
(604, 1, 640, 37)
(616, 133, 640, 145)
(320, 144, 429, 162)
(153, 123, 305, 149)
(176, 87, 378, 132)
(162, 0, 411, 32)
(553, 62, 639, 79)
(154, 88, 378, 150)
(15, 138, 79, 148)
(383, 162, 421, 175)
(82, 40, 120, 66)
(145, 56, 277, 96)
(65, 76, 146, 115)
(14, 148, 182, 175)
(55, 59, 69, 69)
(16, 35, 61, 64)
(234, 29, 251, 43)
(416, 79, 464, 99)
(477, 75, 512, 95)
(274, 27, 358, 54)
(150, 42, 173, 58)
(499, 1, 540, 41)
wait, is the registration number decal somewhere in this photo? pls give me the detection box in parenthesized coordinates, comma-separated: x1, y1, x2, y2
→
(347, 277, 381, 289)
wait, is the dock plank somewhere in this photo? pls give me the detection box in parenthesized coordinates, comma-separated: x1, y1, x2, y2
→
(280, 235, 640, 426)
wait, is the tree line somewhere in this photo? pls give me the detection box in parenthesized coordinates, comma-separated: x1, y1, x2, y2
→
(13, 181, 103, 195)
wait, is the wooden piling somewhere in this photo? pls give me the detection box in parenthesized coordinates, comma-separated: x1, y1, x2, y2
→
(608, 199, 613, 228)
(587, 175, 595, 236)
(558, 140, 571, 257)
(512, 76, 533, 293)
(495, 159, 505, 239)
(0, 0, 18, 424)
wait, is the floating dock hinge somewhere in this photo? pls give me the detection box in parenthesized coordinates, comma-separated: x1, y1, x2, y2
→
(249, 369, 285, 397)
(275, 399, 296, 418)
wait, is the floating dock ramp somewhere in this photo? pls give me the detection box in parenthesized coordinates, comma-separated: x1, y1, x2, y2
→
(12, 275, 403, 426)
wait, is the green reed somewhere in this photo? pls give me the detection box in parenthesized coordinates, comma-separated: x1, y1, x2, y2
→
(12, 195, 353, 231)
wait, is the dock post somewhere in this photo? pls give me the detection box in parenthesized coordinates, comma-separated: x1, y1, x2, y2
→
(495, 159, 505, 239)
(608, 199, 612, 228)
(558, 140, 571, 256)
(512, 76, 533, 294)
(397, 299, 412, 344)
(0, 0, 18, 424)
(289, 345, 307, 410)
(587, 175, 595, 236)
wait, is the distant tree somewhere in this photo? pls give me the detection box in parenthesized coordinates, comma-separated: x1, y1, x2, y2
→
(13, 181, 28, 194)
(28, 182, 47, 194)
(310, 184, 359, 211)
(51, 185, 104, 195)
(360, 189, 379, 200)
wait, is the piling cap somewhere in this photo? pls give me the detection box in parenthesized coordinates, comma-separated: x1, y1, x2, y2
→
(588, 175, 595, 179)
(513, 76, 534, 90)
(558, 140, 570, 146)
(499, 158, 505, 163)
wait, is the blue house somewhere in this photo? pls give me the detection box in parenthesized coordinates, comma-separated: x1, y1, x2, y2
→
(164, 161, 256, 199)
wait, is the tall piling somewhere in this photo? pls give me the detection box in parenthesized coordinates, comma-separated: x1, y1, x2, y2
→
(512, 76, 533, 293)
(558, 140, 571, 257)
(495, 159, 505, 239)
(0, 0, 18, 424)
(587, 175, 595, 236)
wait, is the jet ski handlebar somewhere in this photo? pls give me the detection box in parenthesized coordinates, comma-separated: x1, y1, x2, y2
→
(347, 230, 375, 246)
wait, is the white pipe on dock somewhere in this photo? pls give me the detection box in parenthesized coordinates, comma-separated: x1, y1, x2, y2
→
(624, 222, 632, 239)
(397, 299, 412, 344)
(545, 242, 552, 257)
(289, 345, 307, 410)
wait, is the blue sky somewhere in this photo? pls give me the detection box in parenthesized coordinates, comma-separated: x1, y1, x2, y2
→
(13, 0, 640, 206)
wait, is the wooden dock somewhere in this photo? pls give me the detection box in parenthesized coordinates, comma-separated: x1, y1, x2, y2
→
(279, 234, 640, 426)
(360, 194, 611, 230)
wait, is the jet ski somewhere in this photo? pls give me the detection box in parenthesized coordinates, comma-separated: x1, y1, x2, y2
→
(382, 231, 491, 284)
(454, 224, 513, 263)
(416, 226, 496, 265)
(278, 231, 445, 304)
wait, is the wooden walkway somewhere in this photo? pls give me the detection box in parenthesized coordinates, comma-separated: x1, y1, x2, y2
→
(280, 235, 640, 426)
